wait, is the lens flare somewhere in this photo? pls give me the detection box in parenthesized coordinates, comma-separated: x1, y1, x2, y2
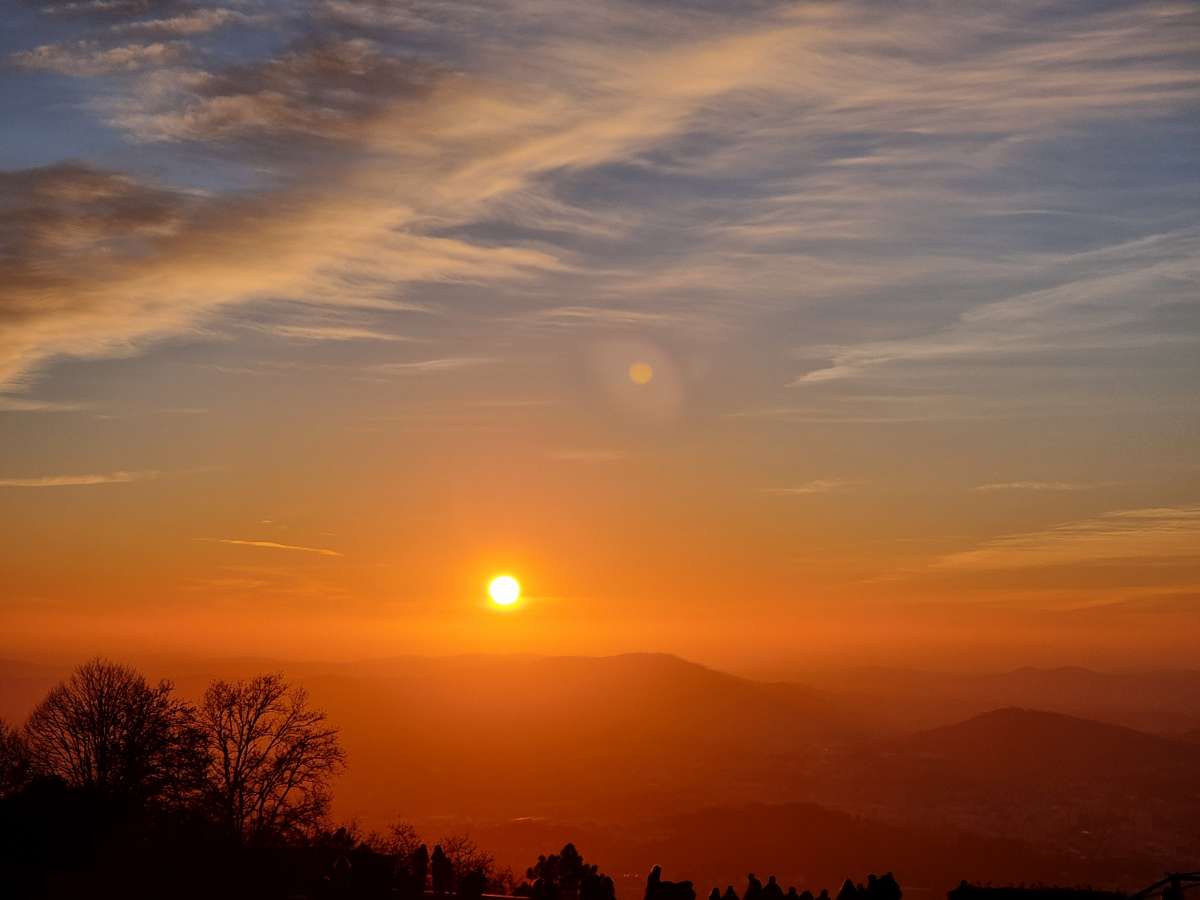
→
(629, 362, 654, 384)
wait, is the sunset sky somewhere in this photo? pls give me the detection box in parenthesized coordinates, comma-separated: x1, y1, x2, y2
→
(1, 0, 1198, 673)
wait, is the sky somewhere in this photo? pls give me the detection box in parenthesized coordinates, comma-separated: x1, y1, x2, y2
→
(1, 0, 1198, 674)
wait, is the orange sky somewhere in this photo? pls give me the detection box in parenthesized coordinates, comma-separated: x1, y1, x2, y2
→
(1, 1, 1198, 674)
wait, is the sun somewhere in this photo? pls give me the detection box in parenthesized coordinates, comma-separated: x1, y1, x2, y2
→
(488, 574, 521, 607)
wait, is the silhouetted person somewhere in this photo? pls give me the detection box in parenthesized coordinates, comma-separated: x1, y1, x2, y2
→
(746, 874, 763, 900)
(724, 887, 739, 900)
(647, 865, 695, 900)
(461, 867, 488, 900)
(786, 888, 800, 900)
(711, 888, 723, 900)
(331, 854, 353, 898)
(764, 877, 784, 900)
(837, 880, 860, 900)
(801, 890, 815, 900)
(412, 844, 430, 895)
(431, 845, 451, 895)
(648, 865, 664, 900)
(817, 889, 830, 900)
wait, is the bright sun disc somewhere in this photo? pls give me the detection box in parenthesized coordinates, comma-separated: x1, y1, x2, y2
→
(488, 575, 521, 606)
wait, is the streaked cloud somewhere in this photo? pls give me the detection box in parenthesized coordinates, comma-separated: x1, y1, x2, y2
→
(933, 506, 1200, 571)
(531, 307, 680, 327)
(111, 8, 261, 35)
(0, 396, 87, 413)
(376, 357, 497, 375)
(0, 470, 159, 487)
(10, 40, 185, 75)
(548, 449, 629, 463)
(760, 479, 857, 496)
(267, 324, 409, 342)
(973, 481, 1111, 493)
(207, 539, 343, 558)
(792, 230, 1200, 386)
(2, 0, 1197, 398)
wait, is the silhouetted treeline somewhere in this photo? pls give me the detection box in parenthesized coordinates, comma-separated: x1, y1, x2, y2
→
(0, 658, 346, 898)
(0, 658, 590, 899)
(648, 866, 901, 900)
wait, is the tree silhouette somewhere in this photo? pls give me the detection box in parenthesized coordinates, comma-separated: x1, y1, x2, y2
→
(0, 718, 31, 799)
(23, 658, 203, 805)
(443, 830, 510, 891)
(523, 843, 615, 900)
(197, 672, 344, 843)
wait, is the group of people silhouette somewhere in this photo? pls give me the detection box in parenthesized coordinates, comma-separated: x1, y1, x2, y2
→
(323, 842, 488, 900)
(648, 866, 902, 900)
(407, 844, 459, 896)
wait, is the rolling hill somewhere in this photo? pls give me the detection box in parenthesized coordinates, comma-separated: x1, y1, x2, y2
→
(3, 652, 1199, 882)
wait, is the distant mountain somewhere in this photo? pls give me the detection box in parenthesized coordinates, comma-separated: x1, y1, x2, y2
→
(143, 653, 854, 824)
(799, 666, 1200, 734)
(901, 707, 1199, 782)
(3, 653, 1199, 876)
(799, 707, 1200, 868)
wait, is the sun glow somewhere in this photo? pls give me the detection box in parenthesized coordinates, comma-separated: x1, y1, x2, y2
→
(488, 575, 521, 607)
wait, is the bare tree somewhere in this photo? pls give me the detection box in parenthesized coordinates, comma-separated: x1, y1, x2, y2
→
(442, 831, 494, 882)
(23, 658, 203, 804)
(197, 673, 345, 843)
(444, 830, 515, 893)
(361, 818, 424, 859)
(0, 718, 31, 799)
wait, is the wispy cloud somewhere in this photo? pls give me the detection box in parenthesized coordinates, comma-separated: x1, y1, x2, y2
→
(548, 449, 629, 463)
(111, 9, 262, 36)
(0, 470, 159, 487)
(0, 396, 87, 413)
(10, 41, 185, 76)
(531, 307, 680, 327)
(973, 481, 1111, 493)
(376, 357, 497, 375)
(1, 0, 1197, 409)
(933, 506, 1200, 571)
(267, 324, 410, 342)
(760, 479, 857, 496)
(207, 539, 343, 558)
(791, 230, 1200, 386)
